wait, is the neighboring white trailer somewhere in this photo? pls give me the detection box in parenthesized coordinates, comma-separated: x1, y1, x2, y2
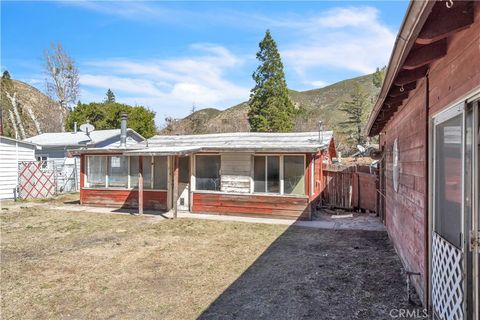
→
(0, 136, 37, 200)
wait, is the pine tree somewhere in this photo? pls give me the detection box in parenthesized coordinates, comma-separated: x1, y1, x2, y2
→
(105, 89, 115, 103)
(338, 84, 370, 148)
(372, 66, 386, 88)
(2, 70, 11, 80)
(248, 30, 295, 132)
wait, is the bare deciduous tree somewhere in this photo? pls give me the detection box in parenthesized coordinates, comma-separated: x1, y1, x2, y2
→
(44, 42, 79, 111)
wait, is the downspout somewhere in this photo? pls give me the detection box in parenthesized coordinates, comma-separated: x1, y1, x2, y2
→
(424, 71, 430, 309)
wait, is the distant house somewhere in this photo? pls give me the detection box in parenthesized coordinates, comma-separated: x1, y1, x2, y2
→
(24, 126, 145, 167)
(0, 136, 38, 199)
(74, 130, 336, 220)
(366, 1, 479, 318)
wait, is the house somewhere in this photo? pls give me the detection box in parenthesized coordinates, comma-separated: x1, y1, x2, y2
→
(366, 1, 479, 318)
(0, 136, 38, 199)
(23, 116, 145, 192)
(74, 128, 336, 220)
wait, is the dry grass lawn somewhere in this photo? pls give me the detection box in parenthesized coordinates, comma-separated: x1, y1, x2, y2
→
(1, 206, 288, 320)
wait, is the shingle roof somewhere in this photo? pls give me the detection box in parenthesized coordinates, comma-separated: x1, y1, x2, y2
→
(24, 129, 143, 147)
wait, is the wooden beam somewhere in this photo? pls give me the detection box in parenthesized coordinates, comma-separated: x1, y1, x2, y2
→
(394, 66, 428, 86)
(385, 92, 409, 105)
(403, 39, 447, 70)
(416, 1, 474, 45)
(388, 82, 417, 97)
(138, 156, 144, 215)
(173, 156, 179, 219)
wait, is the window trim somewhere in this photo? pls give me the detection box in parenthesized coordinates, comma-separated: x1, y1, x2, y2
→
(84, 155, 168, 191)
(194, 154, 221, 191)
(252, 154, 306, 195)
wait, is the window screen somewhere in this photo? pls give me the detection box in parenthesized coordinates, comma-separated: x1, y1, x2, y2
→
(87, 156, 106, 187)
(196, 155, 220, 191)
(254, 156, 279, 193)
(143, 156, 152, 189)
(108, 156, 128, 188)
(267, 156, 280, 193)
(154, 156, 168, 190)
(434, 113, 463, 248)
(129, 156, 139, 188)
(284, 156, 305, 195)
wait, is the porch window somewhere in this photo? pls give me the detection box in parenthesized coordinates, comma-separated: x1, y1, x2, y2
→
(284, 156, 305, 195)
(254, 156, 280, 193)
(153, 156, 168, 190)
(87, 156, 107, 188)
(196, 155, 221, 191)
(129, 156, 139, 188)
(108, 156, 128, 188)
(143, 156, 152, 189)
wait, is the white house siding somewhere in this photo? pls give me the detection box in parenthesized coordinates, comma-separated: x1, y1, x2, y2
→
(220, 153, 251, 193)
(0, 137, 36, 199)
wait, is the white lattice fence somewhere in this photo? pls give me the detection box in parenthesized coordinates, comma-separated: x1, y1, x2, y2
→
(432, 232, 464, 320)
(18, 161, 56, 199)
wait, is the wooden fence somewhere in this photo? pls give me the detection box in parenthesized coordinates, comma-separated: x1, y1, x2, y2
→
(321, 164, 378, 212)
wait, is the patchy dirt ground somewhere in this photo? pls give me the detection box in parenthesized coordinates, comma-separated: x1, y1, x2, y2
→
(1, 205, 421, 319)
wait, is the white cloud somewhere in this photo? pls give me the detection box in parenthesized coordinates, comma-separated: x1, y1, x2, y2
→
(79, 44, 250, 123)
(274, 7, 396, 86)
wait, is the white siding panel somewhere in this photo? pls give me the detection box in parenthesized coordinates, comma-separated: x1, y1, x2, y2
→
(220, 153, 251, 193)
(0, 138, 36, 199)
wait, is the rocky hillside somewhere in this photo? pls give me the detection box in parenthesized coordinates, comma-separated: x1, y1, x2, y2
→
(161, 73, 379, 150)
(1, 79, 68, 139)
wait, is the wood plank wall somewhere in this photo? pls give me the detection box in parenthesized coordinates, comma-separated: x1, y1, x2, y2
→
(379, 4, 480, 304)
(80, 189, 167, 210)
(192, 192, 311, 220)
(220, 153, 251, 193)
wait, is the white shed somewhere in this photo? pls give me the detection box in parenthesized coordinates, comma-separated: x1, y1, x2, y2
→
(0, 136, 37, 200)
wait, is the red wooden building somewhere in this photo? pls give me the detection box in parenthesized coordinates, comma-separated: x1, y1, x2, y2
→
(76, 130, 336, 221)
(366, 1, 479, 318)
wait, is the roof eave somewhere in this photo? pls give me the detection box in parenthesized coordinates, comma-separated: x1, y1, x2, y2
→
(366, 0, 435, 137)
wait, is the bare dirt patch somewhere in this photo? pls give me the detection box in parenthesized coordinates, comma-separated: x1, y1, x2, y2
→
(1, 206, 420, 319)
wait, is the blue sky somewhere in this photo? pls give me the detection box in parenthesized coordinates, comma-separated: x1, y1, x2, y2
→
(1, 1, 409, 125)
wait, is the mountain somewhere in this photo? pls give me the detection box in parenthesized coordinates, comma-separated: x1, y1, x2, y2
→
(1, 79, 68, 139)
(160, 73, 379, 151)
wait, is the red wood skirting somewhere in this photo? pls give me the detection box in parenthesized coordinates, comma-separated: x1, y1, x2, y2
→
(192, 192, 311, 220)
(81, 189, 167, 210)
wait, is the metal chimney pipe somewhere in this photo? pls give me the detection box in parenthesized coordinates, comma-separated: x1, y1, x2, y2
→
(74, 122, 77, 134)
(120, 112, 127, 148)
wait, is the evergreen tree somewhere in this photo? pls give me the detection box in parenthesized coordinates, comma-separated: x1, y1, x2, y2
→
(105, 89, 115, 103)
(248, 30, 295, 132)
(2, 70, 11, 80)
(372, 66, 386, 88)
(65, 102, 157, 138)
(338, 84, 370, 148)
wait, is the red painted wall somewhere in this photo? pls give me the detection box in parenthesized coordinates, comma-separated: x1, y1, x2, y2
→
(192, 193, 311, 220)
(81, 189, 167, 210)
(379, 3, 480, 305)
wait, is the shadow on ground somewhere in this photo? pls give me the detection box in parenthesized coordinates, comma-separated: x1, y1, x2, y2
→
(198, 225, 421, 320)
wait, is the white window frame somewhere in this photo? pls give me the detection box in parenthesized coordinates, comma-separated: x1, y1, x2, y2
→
(252, 154, 306, 195)
(194, 154, 222, 191)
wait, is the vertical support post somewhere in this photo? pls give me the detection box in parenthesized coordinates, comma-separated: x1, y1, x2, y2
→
(173, 155, 179, 219)
(80, 155, 85, 204)
(138, 156, 144, 215)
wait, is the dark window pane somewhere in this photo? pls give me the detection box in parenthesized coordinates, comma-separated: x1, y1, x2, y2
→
(267, 156, 280, 193)
(179, 157, 190, 183)
(154, 156, 168, 190)
(196, 155, 221, 191)
(284, 156, 305, 195)
(434, 114, 463, 248)
(254, 156, 266, 192)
